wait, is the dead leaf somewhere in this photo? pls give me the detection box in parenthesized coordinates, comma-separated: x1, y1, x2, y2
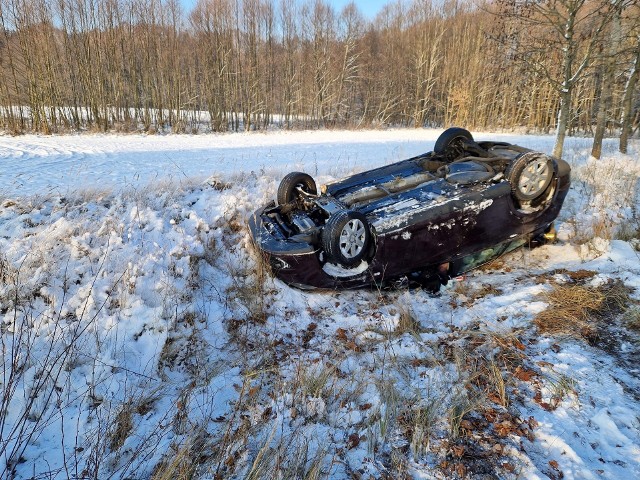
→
(248, 386, 259, 397)
(495, 420, 515, 437)
(347, 433, 360, 449)
(540, 402, 553, 411)
(484, 408, 498, 423)
(549, 460, 559, 470)
(359, 403, 373, 411)
(534, 390, 554, 411)
(514, 366, 536, 382)
(488, 392, 504, 405)
(514, 340, 526, 351)
(307, 322, 317, 331)
(460, 419, 474, 431)
(346, 340, 361, 352)
(336, 328, 348, 341)
(451, 445, 465, 457)
(502, 462, 516, 472)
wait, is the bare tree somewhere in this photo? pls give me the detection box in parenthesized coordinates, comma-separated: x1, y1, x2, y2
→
(591, 5, 625, 159)
(408, 0, 444, 127)
(332, 2, 363, 126)
(0, 0, 636, 137)
(493, 0, 631, 158)
(620, 33, 640, 154)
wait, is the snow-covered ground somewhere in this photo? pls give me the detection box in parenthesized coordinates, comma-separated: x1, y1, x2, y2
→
(0, 129, 625, 198)
(0, 129, 639, 479)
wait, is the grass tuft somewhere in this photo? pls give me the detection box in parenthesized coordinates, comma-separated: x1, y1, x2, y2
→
(622, 306, 640, 331)
(394, 303, 423, 336)
(109, 406, 134, 451)
(535, 280, 631, 339)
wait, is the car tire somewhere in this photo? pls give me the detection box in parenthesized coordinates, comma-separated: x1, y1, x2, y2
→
(322, 211, 371, 267)
(277, 172, 317, 205)
(505, 153, 554, 201)
(434, 127, 474, 162)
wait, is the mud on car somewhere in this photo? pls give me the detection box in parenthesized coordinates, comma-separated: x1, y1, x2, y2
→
(249, 128, 571, 290)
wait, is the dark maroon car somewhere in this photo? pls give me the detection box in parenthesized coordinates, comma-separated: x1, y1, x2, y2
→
(249, 128, 571, 290)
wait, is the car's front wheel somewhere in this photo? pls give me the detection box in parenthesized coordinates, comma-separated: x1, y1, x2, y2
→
(322, 211, 372, 267)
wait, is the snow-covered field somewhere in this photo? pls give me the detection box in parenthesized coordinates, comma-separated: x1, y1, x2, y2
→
(1, 129, 639, 479)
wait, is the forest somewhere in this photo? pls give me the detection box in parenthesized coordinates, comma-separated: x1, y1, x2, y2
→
(0, 0, 638, 155)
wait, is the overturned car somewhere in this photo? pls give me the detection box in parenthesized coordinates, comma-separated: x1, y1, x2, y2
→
(249, 128, 571, 290)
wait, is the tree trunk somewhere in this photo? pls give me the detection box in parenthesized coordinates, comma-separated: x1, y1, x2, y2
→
(553, 4, 580, 160)
(620, 36, 640, 154)
(592, 12, 620, 159)
(554, 90, 571, 158)
(591, 73, 613, 159)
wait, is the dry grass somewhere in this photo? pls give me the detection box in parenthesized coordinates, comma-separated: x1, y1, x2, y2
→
(568, 156, 640, 246)
(448, 393, 477, 440)
(226, 240, 273, 328)
(150, 432, 210, 480)
(452, 282, 503, 308)
(535, 281, 631, 339)
(615, 218, 640, 243)
(535, 269, 597, 285)
(109, 406, 134, 451)
(298, 363, 336, 399)
(622, 306, 640, 331)
(487, 360, 509, 408)
(394, 304, 423, 336)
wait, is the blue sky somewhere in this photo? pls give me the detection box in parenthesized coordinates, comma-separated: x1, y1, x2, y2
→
(179, 0, 389, 20)
(324, 0, 389, 18)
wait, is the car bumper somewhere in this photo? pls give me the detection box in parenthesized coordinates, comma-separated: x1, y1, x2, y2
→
(248, 205, 373, 289)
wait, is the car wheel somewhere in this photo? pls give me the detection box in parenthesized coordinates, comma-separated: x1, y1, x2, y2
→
(506, 153, 554, 201)
(434, 127, 474, 162)
(322, 211, 371, 267)
(277, 172, 317, 205)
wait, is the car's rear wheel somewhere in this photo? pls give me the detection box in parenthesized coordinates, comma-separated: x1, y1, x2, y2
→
(277, 172, 317, 205)
(322, 211, 371, 267)
(506, 153, 554, 201)
(434, 127, 474, 162)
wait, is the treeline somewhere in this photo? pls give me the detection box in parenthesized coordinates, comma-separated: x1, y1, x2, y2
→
(0, 0, 638, 145)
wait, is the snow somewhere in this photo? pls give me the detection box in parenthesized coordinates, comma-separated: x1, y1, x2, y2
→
(323, 260, 370, 277)
(0, 128, 639, 479)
